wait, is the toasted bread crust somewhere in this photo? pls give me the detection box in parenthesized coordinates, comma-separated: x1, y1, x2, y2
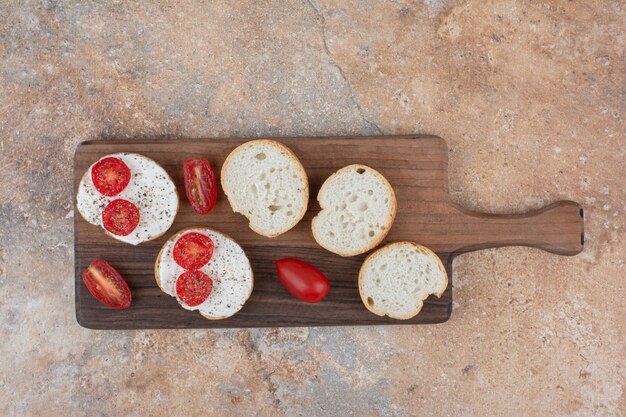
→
(311, 164, 397, 257)
(358, 241, 448, 320)
(220, 139, 309, 238)
(154, 226, 254, 320)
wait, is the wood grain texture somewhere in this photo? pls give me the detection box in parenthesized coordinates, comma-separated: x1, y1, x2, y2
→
(74, 136, 584, 329)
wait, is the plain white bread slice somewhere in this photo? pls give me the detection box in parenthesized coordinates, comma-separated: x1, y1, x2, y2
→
(155, 227, 254, 320)
(312, 164, 396, 256)
(220, 140, 309, 237)
(359, 241, 448, 320)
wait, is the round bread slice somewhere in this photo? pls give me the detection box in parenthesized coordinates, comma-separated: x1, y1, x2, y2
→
(312, 164, 397, 257)
(359, 241, 448, 320)
(76, 152, 179, 245)
(155, 227, 254, 320)
(220, 140, 309, 238)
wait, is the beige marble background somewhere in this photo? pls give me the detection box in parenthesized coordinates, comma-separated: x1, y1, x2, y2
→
(0, 1, 624, 416)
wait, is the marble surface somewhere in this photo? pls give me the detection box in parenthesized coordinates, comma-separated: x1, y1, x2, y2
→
(1, 1, 624, 416)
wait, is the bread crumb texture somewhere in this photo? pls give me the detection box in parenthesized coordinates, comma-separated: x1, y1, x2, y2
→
(222, 140, 308, 237)
(314, 165, 395, 255)
(360, 242, 447, 319)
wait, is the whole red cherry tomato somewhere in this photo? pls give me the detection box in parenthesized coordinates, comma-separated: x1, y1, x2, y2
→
(184, 158, 217, 215)
(276, 258, 330, 303)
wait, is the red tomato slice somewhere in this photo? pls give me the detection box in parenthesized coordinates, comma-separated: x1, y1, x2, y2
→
(276, 258, 330, 303)
(91, 157, 131, 197)
(183, 159, 217, 215)
(176, 270, 213, 307)
(102, 199, 140, 236)
(82, 260, 132, 309)
(173, 232, 214, 270)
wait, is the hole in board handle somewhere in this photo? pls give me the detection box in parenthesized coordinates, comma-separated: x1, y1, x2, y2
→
(579, 208, 584, 246)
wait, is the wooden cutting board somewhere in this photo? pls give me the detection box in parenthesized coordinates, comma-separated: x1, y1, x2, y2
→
(74, 136, 584, 329)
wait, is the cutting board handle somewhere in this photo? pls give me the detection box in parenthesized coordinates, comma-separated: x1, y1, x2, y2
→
(451, 200, 584, 256)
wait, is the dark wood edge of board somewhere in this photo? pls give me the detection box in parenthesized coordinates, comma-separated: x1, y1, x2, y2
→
(75, 134, 444, 147)
(75, 313, 454, 330)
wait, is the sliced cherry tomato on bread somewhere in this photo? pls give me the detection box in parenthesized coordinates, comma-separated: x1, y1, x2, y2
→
(183, 158, 217, 215)
(102, 199, 140, 236)
(82, 260, 132, 309)
(91, 157, 131, 197)
(276, 258, 330, 303)
(176, 270, 213, 307)
(173, 232, 214, 270)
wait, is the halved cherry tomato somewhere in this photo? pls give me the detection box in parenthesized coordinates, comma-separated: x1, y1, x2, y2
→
(183, 158, 217, 215)
(91, 157, 131, 197)
(82, 260, 132, 309)
(102, 199, 140, 236)
(276, 258, 330, 303)
(176, 270, 213, 307)
(173, 232, 214, 270)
